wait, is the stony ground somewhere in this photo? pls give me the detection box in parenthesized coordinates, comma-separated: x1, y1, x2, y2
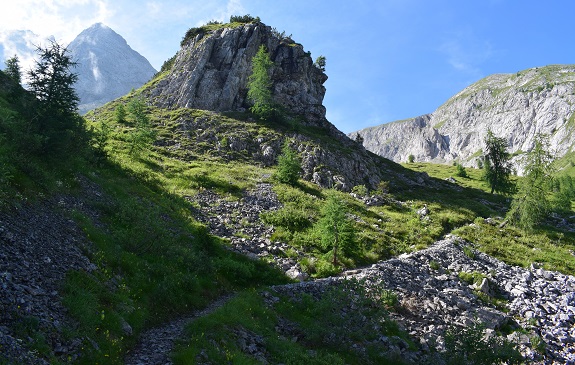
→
(188, 182, 310, 281)
(2, 180, 575, 364)
(0, 196, 99, 364)
(272, 236, 575, 364)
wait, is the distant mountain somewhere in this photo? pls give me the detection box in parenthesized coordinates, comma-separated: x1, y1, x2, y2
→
(68, 23, 156, 114)
(351, 65, 575, 167)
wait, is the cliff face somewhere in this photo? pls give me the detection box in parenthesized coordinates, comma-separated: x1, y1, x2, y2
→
(353, 65, 575, 166)
(148, 22, 328, 124)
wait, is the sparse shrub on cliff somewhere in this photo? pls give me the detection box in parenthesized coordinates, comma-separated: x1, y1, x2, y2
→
(408, 154, 415, 163)
(314, 55, 326, 71)
(229, 14, 260, 24)
(180, 27, 204, 47)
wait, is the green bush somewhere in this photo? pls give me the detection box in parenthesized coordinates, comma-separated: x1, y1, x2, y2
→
(261, 206, 311, 231)
(455, 163, 468, 178)
(230, 14, 260, 23)
(443, 322, 522, 365)
(351, 184, 368, 196)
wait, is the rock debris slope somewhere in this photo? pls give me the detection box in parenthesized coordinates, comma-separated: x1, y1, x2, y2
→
(274, 236, 575, 364)
(353, 65, 575, 166)
(68, 23, 157, 114)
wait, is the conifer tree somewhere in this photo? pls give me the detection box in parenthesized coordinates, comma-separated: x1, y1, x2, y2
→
(483, 129, 514, 194)
(316, 191, 356, 265)
(4, 55, 21, 84)
(247, 45, 275, 120)
(275, 140, 301, 185)
(507, 134, 555, 230)
(27, 40, 83, 155)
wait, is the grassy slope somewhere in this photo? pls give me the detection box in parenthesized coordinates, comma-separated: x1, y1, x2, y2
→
(3, 62, 575, 362)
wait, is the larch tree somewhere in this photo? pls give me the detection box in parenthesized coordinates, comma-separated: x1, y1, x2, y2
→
(247, 45, 275, 120)
(483, 129, 514, 195)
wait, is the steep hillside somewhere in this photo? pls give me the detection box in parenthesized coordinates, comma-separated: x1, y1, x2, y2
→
(353, 64, 575, 166)
(69, 23, 157, 114)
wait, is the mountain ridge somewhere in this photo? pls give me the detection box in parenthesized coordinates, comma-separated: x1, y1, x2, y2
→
(352, 64, 575, 167)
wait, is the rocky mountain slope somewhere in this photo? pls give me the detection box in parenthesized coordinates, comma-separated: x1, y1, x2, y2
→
(139, 20, 428, 191)
(68, 23, 156, 114)
(352, 65, 575, 167)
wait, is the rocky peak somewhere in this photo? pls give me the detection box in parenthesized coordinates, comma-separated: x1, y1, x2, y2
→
(353, 64, 575, 167)
(68, 23, 157, 114)
(148, 21, 328, 124)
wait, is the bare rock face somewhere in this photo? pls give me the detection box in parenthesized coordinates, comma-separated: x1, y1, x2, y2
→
(148, 22, 328, 124)
(353, 65, 575, 167)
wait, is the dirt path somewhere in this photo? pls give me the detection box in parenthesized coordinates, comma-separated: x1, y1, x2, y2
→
(124, 294, 235, 365)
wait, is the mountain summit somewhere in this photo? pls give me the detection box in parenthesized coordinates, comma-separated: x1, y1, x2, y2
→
(148, 21, 328, 126)
(68, 23, 156, 114)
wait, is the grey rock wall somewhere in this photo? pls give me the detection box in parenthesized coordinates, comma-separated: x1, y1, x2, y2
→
(148, 22, 327, 124)
(353, 65, 575, 167)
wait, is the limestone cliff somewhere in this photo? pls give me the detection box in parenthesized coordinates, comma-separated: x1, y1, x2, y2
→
(143, 20, 430, 191)
(148, 22, 327, 125)
(352, 65, 575, 166)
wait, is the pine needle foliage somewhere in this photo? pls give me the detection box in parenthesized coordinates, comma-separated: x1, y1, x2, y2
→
(247, 45, 275, 120)
(483, 129, 514, 195)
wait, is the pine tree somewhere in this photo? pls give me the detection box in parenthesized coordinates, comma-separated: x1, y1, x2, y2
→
(4, 55, 21, 84)
(127, 97, 155, 155)
(507, 134, 555, 230)
(316, 191, 356, 265)
(247, 45, 275, 120)
(275, 140, 301, 185)
(27, 40, 83, 155)
(483, 129, 514, 194)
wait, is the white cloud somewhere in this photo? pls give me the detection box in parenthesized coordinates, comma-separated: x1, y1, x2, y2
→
(440, 34, 493, 78)
(0, 0, 113, 44)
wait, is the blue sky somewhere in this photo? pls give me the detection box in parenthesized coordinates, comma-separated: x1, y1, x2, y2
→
(1, 0, 575, 133)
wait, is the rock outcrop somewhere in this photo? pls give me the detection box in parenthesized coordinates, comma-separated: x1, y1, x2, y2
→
(147, 22, 327, 125)
(352, 65, 575, 167)
(68, 23, 157, 114)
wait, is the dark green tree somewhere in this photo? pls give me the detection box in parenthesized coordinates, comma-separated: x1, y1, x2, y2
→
(27, 40, 84, 155)
(553, 174, 575, 211)
(507, 134, 555, 230)
(4, 55, 21, 84)
(28, 41, 79, 116)
(275, 140, 301, 185)
(483, 129, 514, 194)
(316, 191, 356, 265)
(247, 45, 275, 120)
